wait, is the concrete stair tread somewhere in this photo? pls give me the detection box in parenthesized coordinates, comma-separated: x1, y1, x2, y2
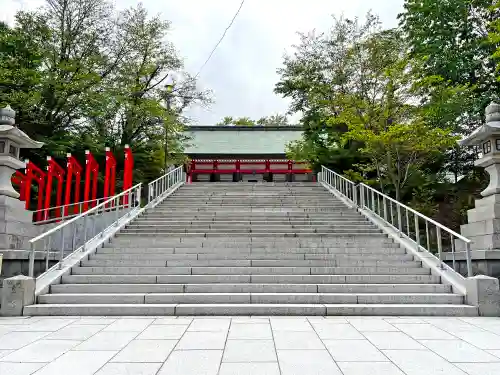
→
(38, 293, 464, 305)
(81, 260, 421, 267)
(71, 266, 431, 275)
(61, 274, 442, 284)
(23, 303, 478, 316)
(51, 283, 451, 294)
(116, 232, 386, 237)
(90, 254, 414, 260)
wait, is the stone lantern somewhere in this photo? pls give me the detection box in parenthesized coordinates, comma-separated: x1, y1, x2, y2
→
(0, 105, 43, 251)
(458, 102, 500, 277)
(0, 105, 43, 198)
(0, 105, 43, 316)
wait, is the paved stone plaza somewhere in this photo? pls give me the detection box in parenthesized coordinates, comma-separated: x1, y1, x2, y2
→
(0, 316, 499, 374)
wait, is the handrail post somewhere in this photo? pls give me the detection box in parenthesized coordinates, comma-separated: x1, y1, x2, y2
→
(397, 205, 403, 235)
(465, 241, 473, 277)
(28, 242, 35, 277)
(58, 226, 65, 269)
(383, 196, 388, 221)
(414, 214, 420, 252)
(436, 227, 443, 269)
(451, 238, 456, 271)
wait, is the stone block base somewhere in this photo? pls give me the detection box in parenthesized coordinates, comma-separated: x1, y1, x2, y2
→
(1, 275, 35, 316)
(465, 275, 500, 317)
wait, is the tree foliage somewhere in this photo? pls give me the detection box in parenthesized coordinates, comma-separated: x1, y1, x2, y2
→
(0, 0, 211, 189)
(215, 114, 291, 126)
(490, 1, 500, 79)
(274, 9, 489, 217)
(400, 0, 500, 132)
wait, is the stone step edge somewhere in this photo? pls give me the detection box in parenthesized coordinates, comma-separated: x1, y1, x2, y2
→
(23, 303, 478, 316)
(51, 283, 449, 290)
(41, 292, 460, 297)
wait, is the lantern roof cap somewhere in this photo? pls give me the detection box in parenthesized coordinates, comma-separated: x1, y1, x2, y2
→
(461, 102, 500, 146)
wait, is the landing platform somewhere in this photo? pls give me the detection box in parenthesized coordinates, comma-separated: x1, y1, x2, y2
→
(0, 316, 499, 374)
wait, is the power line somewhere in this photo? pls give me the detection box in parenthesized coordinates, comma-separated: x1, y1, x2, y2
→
(195, 0, 245, 78)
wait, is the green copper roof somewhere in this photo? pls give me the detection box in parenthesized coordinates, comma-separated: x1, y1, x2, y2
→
(184, 126, 303, 155)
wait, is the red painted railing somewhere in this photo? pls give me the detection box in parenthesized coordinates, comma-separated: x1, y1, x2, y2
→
(187, 159, 312, 183)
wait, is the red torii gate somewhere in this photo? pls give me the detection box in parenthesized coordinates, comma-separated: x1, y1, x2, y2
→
(64, 153, 83, 216)
(83, 150, 99, 212)
(44, 157, 65, 220)
(123, 145, 134, 206)
(12, 147, 134, 222)
(103, 147, 116, 206)
(25, 161, 46, 222)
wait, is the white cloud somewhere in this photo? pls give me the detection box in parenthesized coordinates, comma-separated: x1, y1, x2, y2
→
(0, 0, 404, 124)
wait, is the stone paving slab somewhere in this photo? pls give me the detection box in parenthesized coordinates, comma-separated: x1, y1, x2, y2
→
(0, 316, 499, 374)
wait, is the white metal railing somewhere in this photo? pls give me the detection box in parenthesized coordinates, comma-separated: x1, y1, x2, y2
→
(148, 165, 184, 204)
(28, 183, 142, 278)
(33, 198, 106, 224)
(319, 166, 473, 277)
(320, 166, 358, 205)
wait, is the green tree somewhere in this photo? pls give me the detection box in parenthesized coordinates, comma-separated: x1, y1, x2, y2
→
(257, 114, 289, 126)
(343, 122, 457, 201)
(275, 13, 383, 173)
(233, 117, 255, 126)
(216, 116, 234, 126)
(1, 0, 210, 192)
(400, 0, 500, 132)
(215, 116, 255, 126)
(490, 1, 500, 79)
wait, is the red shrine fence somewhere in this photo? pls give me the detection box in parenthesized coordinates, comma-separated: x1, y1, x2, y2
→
(187, 159, 314, 183)
(11, 145, 134, 223)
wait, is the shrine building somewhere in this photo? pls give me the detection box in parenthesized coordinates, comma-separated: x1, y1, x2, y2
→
(183, 125, 314, 182)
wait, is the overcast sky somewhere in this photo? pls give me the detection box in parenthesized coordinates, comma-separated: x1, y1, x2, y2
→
(1, 0, 403, 125)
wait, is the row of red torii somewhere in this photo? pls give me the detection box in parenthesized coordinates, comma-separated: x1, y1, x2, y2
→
(11, 146, 134, 222)
(186, 159, 313, 182)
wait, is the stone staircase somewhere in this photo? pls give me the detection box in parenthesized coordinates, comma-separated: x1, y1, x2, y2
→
(24, 182, 478, 316)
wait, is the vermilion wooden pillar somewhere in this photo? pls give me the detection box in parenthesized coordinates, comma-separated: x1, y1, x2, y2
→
(104, 147, 116, 207)
(44, 157, 65, 220)
(83, 150, 99, 212)
(64, 153, 83, 216)
(25, 160, 46, 221)
(123, 145, 134, 206)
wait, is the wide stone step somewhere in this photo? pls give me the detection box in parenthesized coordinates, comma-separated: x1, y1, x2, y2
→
(126, 224, 376, 230)
(102, 244, 402, 251)
(112, 235, 391, 243)
(23, 303, 478, 316)
(97, 247, 406, 255)
(120, 228, 381, 234)
(135, 219, 369, 225)
(162, 204, 347, 208)
(37, 293, 464, 305)
(71, 266, 430, 275)
(90, 253, 414, 261)
(61, 274, 442, 284)
(116, 231, 385, 237)
(159, 208, 351, 212)
(81, 259, 421, 268)
(144, 213, 361, 218)
(109, 239, 397, 248)
(50, 283, 452, 294)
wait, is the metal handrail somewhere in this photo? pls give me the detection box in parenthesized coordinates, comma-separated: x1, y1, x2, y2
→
(320, 166, 473, 277)
(320, 166, 357, 205)
(33, 198, 105, 224)
(28, 183, 142, 277)
(148, 166, 184, 204)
